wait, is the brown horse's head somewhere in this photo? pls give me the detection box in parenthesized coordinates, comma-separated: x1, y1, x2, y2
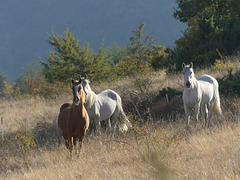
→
(71, 77, 85, 106)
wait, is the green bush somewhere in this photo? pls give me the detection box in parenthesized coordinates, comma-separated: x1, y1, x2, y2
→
(15, 122, 36, 154)
(218, 70, 240, 95)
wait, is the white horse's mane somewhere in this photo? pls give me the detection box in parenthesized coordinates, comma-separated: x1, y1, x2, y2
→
(84, 79, 97, 109)
(81, 76, 131, 134)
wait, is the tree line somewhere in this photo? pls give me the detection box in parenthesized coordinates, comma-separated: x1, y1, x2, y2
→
(0, 0, 240, 98)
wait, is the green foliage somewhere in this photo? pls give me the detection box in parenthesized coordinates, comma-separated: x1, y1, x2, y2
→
(88, 45, 111, 82)
(41, 27, 111, 83)
(129, 23, 156, 55)
(212, 51, 240, 95)
(173, 0, 240, 71)
(12, 61, 42, 94)
(113, 55, 151, 78)
(211, 50, 236, 74)
(106, 41, 132, 65)
(12, 61, 69, 98)
(0, 61, 71, 99)
(156, 87, 182, 100)
(150, 46, 172, 70)
(218, 70, 240, 95)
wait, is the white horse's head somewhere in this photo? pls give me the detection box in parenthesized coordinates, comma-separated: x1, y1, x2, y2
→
(182, 62, 195, 89)
(81, 74, 91, 98)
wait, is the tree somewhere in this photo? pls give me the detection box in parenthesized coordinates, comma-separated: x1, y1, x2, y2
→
(129, 23, 156, 58)
(173, 0, 240, 70)
(12, 61, 42, 94)
(113, 23, 169, 77)
(40, 28, 110, 83)
(0, 73, 12, 98)
(113, 24, 155, 77)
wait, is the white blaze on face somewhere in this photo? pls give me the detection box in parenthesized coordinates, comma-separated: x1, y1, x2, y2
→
(74, 85, 79, 105)
(183, 67, 194, 89)
(75, 85, 79, 95)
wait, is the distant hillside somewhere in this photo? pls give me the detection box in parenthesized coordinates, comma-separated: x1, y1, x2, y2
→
(0, 0, 186, 82)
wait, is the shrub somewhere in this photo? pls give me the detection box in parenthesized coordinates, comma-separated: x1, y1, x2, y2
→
(15, 122, 36, 154)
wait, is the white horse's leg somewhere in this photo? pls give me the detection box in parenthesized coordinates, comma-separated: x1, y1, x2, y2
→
(110, 113, 119, 136)
(184, 104, 191, 126)
(203, 104, 209, 127)
(207, 102, 214, 127)
(194, 103, 200, 126)
(94, 118, 101, 135)
(106, 118, 111, 135)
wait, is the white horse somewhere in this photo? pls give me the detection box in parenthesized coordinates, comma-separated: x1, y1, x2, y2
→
(182, 62, 222, 127)
(81, 75, 131, 135)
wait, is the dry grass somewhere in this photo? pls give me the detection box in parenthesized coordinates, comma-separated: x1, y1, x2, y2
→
(1, 62, 240, 179)
(170, 125, 240, 179)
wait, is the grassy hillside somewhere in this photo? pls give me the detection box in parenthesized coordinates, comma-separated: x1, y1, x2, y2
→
(1, 61, 240, 179)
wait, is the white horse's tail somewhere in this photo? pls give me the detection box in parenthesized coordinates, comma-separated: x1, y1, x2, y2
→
(212, 94, 222, 117)
(118, 107, 132, 132)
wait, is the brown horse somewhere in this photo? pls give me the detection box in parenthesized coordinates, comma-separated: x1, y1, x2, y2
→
(58, 77, 89, 158)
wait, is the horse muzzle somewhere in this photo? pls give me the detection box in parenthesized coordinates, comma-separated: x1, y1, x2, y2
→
(186, 82, 191, 88)
(73, 97, 80, 105)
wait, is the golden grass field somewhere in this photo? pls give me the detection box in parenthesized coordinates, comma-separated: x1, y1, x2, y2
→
(1, 63, 240, 180)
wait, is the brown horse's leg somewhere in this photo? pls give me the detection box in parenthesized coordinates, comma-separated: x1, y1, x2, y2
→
(73, 137, 78, 156)
(63, 134, 71, 155)
(68, 137, 74, 159)
(77, 131, 86, 158)
(65, 139, 70, 149)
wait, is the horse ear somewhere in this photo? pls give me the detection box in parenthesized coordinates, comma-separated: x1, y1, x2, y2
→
(182, 62, 186, 68)
(84, 74, 88, 79)
(79, 77, 82, 84)
(71, 79, 74, 84)
(190, 62, 193, 68)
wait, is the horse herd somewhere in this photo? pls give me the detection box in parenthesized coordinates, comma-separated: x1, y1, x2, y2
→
(58, 74, 131, 158)
(58, 62, 223, 158)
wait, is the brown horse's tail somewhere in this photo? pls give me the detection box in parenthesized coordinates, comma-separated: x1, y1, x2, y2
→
(118, 107, 132, 132)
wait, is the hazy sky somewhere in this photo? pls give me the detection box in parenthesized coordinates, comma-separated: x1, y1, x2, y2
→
(0, 0, 186, 82)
